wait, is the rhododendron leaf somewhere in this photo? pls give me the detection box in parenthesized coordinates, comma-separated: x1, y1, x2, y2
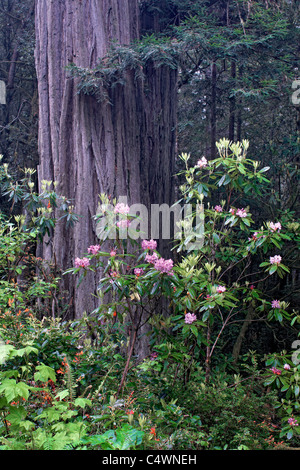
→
(242, 218, 251, 227)
(150, 281, 160, 296)
(191, 325, 198, 337)
(217, 175, 226, 187)
(269, 265, 277, 274)
(259, 166, 270, 173)
(255, 237, 265, 247)
(238, 164, 246, 174)
(263, 376, 276, 386)
(271, 239, 281, 249)
(212, 233, 220, 244)
(279, 264, 290, 272)
(202, 311, 210, 322)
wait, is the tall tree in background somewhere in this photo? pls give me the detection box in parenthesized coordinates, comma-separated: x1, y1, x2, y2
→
(0, 0, 37, 173)
(35, 0, 178, 318)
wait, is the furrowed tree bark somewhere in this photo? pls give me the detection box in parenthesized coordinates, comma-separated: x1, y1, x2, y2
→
(35, 1, 177, 327)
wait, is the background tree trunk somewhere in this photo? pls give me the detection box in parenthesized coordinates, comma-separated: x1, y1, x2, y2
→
(35, 0, 177, 320)
(210, 61, 217, 160)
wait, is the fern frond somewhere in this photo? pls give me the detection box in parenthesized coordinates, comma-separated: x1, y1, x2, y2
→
(64, 356, 77, 402)
(44, 435, 54, 451)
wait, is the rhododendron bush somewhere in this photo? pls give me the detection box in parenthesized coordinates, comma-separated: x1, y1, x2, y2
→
(68, 139, 295, 382)
(0, 141, 299, 450)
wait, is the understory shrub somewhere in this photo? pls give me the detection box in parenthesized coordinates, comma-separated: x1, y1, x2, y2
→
(0, 140, 299, 450)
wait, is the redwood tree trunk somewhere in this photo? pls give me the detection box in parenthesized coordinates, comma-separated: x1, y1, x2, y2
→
(35, 0, 177, 319)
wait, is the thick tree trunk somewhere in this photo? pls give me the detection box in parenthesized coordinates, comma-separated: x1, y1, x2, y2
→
(35, 0, 177, 320)
(228, 61, 236, 142)
(210, 61, 217, 160)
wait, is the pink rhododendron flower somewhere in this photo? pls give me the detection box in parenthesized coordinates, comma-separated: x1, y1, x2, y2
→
(142, 239, 157, 250)
(236, 208, 247, 218)
(154, 258, 174, 275)
(230, 208, 247, 218)
(217, 285, 226, 293)
(75, 257, 90, 269)
(185, 313, 197, 324)
(270, 222, 282, 232)
(288, 417, 298, 427)
(214, 205, 223, 213)
(88, 245, 101, 255)
(110, 249, 116, 257)
(284, 364, 291, 370)
(197, 156, 208, 168)
(249, 232, 259, 241)
(150, 352, 158, 360)
(109, 270, 119, 278)
(134, 268, 144, 277)
(270, 255, 282, 265)
(117, 219, 130, 228)
(271, 300, 281, 309)
(114, 202, 130, 214)
(270, 367, 281, 375)
(145, 252, 159, 264)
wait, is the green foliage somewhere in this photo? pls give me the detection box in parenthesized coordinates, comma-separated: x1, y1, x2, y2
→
(1, 0, 299, 451)
(0, 139, 299, 450)
(80, 425, 144, 450)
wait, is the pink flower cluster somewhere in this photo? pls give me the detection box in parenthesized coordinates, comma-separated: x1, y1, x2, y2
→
(236, 208, 247, 218)
(154, 257, 174, 275)
(230, 208, 247, 218)
(88, 245, 101, 255)
(75, 257, 90, 269)
(214, 205, 223, 213)
(142, 239, 173, 274)
(270, 222, 282, 232)
(197, 156, 208, 168)
(145, 252, 159, 264)
(142, 239, 157, 250)
(270, 367, 281, 376)
(144, 251, 174, 275)
(270, 255, 282, 265)
(117, 219, 130, 228)
(270, 364, 291, 375)
(114, 202, 130, 214)
(134, 268, 144, 277)
(288, 417, 298, 427)
(271, 300, 281, 309)
(109, 270, 119, 278)
(217, 285, 226, 294)
(185, 313, 197, 324)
